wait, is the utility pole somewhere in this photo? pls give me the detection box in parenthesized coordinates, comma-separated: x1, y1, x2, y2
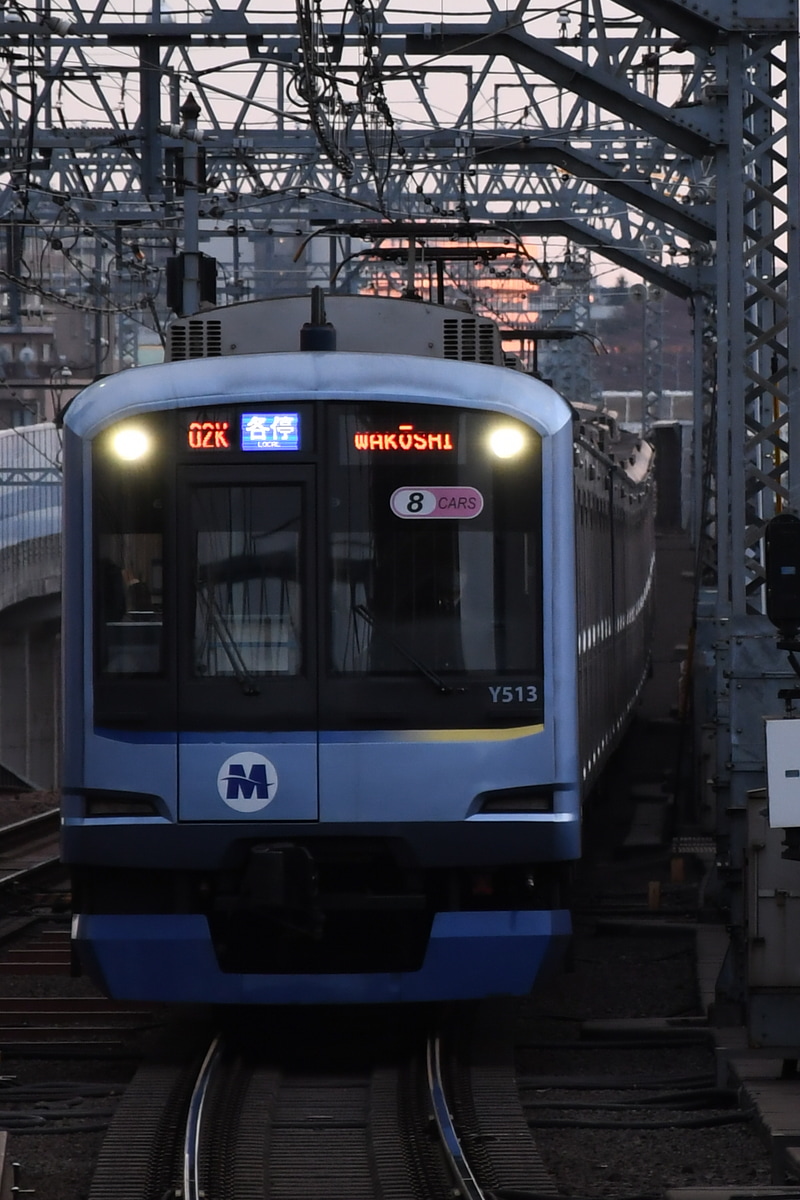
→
(180, 93, 201, 318)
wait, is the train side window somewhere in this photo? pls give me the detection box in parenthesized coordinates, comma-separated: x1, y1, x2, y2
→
(95, 536, 163, 676)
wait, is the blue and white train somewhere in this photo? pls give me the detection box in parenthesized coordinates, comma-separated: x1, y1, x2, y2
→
(60, 291, 655, 1005)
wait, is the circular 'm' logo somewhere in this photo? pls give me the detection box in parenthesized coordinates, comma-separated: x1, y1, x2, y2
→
(217, 752, 278, 812)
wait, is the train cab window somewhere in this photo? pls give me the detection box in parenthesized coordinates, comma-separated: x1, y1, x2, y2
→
(93, 419, 165, 678)
(188, 485, 303, 678)
(328, 403, 543, 692)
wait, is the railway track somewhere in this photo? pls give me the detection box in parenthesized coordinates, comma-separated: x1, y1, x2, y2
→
(0, 802, 774, 1200)
(0, 804, 778, 1200)
(0, 802, 155, 1051)
(0, 807, 71, 979)
(0, 808, 60, 888)
(88, 1002, 556, 1200)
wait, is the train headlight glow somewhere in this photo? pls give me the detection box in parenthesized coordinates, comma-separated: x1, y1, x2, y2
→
(488, 427, 526, 459)
(110, 427, 151, 462)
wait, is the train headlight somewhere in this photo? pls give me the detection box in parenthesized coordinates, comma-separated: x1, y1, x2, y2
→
(488, 426, 526, 459)
(110, 427, 151, 462)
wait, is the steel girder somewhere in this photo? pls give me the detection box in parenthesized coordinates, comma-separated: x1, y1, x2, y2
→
(1, 1, 723, 406)
(1, 3, 719, 298)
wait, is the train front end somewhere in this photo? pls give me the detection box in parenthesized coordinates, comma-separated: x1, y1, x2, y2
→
(61, 342, 579, 1004)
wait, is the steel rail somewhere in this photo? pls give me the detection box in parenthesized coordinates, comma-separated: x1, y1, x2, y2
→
(0, 855, 61, 888)
(426, 1032, 487, 1200)
(0, 809, 61, 888)
(0, 809, 59, 852)
(183, 1035, 225, 1200)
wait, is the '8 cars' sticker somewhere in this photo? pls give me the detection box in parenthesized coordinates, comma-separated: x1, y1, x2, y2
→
(390, 486, 484, 519)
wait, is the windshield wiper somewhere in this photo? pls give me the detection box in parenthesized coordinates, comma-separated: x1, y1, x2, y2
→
(353, 603, 459, 695)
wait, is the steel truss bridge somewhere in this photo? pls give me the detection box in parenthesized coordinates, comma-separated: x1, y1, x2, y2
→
(2, 0, 800, 1041)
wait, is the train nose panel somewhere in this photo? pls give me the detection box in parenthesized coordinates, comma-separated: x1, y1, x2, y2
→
(177, 736, 318, 820)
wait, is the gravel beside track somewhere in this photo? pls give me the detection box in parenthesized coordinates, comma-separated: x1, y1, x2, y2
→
(0, 791, 164, 1199)
(516, 920, 773, 1198)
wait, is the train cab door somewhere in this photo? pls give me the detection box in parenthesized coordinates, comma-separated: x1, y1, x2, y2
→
(174, 465, 319, 822)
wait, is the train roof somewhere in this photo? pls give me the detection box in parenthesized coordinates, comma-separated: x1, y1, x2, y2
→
(63, 348, 574, 442)
(571, 402, 655, 485)
(165, 294, 512, 367)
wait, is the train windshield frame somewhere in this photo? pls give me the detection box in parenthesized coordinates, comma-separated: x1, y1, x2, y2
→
(91, 401, 544, 731)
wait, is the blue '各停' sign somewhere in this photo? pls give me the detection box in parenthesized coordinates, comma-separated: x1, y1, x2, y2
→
(241, 412, 301, 451)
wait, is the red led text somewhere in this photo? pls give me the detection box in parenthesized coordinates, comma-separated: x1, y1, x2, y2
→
(188, 421, 231, 449)
(354, 424, 454, 452)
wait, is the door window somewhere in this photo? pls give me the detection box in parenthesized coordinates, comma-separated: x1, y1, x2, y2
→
(189, 484, 303, 681)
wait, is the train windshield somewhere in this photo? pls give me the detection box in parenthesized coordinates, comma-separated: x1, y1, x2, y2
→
(91, 401, 544, 730)
(329, 403, 542, 683)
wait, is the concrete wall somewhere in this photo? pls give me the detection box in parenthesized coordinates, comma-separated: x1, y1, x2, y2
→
(0, 592, 61, 789)
(0, 425, 63, 791)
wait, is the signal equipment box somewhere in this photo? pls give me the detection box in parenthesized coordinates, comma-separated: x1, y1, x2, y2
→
(765, 716, 800, 828)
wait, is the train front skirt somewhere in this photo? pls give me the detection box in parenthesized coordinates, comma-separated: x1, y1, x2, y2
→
(71, 908, 572, 1004)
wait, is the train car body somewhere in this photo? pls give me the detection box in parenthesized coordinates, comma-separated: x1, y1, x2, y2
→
(60, 294, 654, 1005)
